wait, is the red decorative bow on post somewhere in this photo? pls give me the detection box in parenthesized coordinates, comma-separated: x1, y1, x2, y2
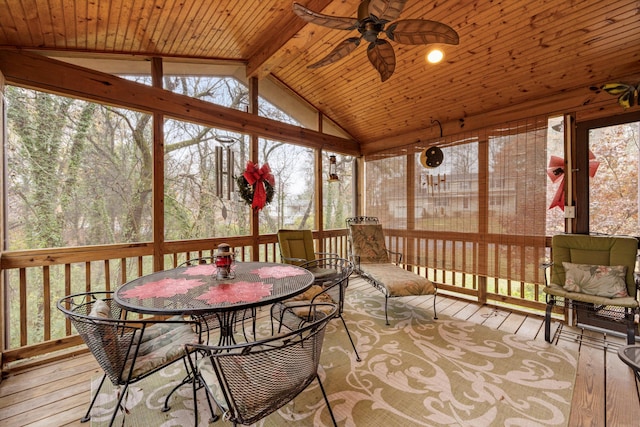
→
(547, 151, 599, 211)
(243, 161, 275, 210)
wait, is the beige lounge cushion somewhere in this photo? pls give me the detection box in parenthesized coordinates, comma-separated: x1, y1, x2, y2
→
(349, 224, 390, 263)
(358, 263, 435, 296)
(124, 321, 198, 380)
(562, 262, 628, 298)
(89, 299, 111, 318)
(283, 285, 334, 318)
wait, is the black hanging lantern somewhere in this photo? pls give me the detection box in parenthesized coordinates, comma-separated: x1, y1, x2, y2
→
(328, 155, 340, 182)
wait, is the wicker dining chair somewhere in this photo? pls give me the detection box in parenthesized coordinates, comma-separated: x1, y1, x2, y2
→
(271, 256, 361, 361)
(57, 291, 201, 426)
(185, 302, 339, 426)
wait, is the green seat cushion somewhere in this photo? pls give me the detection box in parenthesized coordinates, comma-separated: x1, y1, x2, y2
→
(278, 230, 315, 265)
(544, 283, 638, 308)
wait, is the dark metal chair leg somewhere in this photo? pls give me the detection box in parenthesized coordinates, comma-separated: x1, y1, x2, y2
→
(432, 290, 438, 320)
(81, 373, 107, 423)
(626, 308, 636, 345)
(108, 383, 130, 427)
(545, 298, 555, 343)
(338, 314, 361, 361)
(316, 374, 338, 427)
(384, 296, 390, 326)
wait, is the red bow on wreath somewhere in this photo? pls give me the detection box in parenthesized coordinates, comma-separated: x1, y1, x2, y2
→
(243, 161, 275, 211)
(547, 150, 599, 211)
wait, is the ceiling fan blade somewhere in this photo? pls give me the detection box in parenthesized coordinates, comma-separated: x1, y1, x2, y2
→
(308, 37, 362, 69)
(292, 3, 358, 30)
(386, 19, 459, 45)
(368, 0, 408, 21)
(367, 39, 396, 82)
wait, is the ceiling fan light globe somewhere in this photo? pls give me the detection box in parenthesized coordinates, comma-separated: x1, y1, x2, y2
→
(427, 49, 444, 63)
(363, 30, 378, 43)
(359, 20, 383, 43)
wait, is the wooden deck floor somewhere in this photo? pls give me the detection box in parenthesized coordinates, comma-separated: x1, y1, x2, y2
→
(1, 277, 639, 426)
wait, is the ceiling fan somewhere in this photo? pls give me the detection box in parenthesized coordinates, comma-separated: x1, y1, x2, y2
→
(293, 0, 459, 82)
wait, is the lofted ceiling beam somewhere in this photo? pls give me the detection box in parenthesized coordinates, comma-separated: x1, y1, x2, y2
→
(0, 49, 360, 156)
(246, 0, 337, 79)
(359, 77, 640, 156)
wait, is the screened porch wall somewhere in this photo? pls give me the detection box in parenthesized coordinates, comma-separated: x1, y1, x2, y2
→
(0, 53, 562, 366)
(1, 116, 557, 366)
(364, 117, 552, 306)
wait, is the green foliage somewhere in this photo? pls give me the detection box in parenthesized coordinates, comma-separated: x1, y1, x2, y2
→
(3, 78, 354, 349)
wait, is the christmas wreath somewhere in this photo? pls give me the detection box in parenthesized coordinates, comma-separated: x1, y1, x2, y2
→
(236, 161, 275, 211)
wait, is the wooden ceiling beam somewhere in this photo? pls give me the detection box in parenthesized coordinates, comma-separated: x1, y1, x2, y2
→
(360, 81, 638, 156)
(246, 0, 340, 79)
(0, 49, 360, 156)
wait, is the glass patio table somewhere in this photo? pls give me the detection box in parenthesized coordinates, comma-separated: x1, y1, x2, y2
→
(618, 345, 640, 401)
(115, 261, 314, 345)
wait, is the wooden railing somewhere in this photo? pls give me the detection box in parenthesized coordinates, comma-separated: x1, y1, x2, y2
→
(0, 229, 550, 367)
(383, 230, 550, 312)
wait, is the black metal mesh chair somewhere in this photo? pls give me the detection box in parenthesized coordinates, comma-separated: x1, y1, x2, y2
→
(57, 291, 201, 426)
(271, 256, 361, 361)
(185, 303, 339, 426)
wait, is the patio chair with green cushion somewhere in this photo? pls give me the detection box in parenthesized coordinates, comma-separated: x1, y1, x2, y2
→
(277, 229, 338, 281)
(346, 216, 438, 325)
(57, 291, 201, 426)
(543, 234, 640, 344)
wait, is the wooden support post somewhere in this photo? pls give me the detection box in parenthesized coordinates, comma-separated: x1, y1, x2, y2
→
(151, 57, 165, 272)
(477, 129, 489, 304)
(0, 69, 5, 368)
(249, 77, 260, 261)
(406, 153, 416, 267)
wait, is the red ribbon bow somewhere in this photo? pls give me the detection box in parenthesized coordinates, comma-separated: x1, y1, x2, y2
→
(243, 161, 275, 210)
(547, 151, 599, 211)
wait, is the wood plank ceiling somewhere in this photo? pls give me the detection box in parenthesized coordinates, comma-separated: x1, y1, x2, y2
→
(1, 0, 639, 154)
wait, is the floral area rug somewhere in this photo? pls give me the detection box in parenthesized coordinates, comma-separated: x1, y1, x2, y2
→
(90, 291, 577, 426)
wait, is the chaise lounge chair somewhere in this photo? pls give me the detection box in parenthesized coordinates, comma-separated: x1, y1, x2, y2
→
(346, 216, 437, 325)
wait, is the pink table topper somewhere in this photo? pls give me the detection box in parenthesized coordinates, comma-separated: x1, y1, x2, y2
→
(250, 265, 309, 279)
(120, 277, 205, 299)
(196, 281, 273, 304)
(182, 264, 217, 276)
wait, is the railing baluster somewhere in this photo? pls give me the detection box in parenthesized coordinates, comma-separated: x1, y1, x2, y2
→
(85, 261, 91, 293)
(43, 265, 51, 341)
(19, 268, 27, 346)
(64, 264, 72, 335)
